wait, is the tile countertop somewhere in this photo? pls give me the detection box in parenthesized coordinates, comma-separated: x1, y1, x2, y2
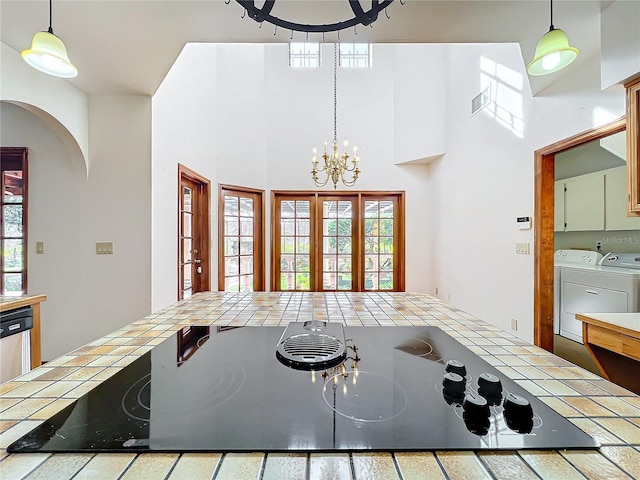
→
(576, 313, 640, 336)
(0, 295, 46, 313)
(1, 292, 640, 480)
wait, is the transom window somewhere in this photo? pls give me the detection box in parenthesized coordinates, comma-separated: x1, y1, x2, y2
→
(339, 43, 371, 68)
(289, 42, 320, 68)
(272, 191, 404, 292)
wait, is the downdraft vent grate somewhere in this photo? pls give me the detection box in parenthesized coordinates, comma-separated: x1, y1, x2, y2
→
(276, 329, 347, 371)
(282, 334, 341, 358)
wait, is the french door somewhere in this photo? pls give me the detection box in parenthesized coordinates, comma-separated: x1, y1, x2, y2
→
(218, 185, 265, 291)
(272, 191, 404, 292)
(178, 164, 210, 300)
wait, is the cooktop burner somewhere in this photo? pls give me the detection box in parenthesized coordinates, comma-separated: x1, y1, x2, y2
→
(8, 325, 598, 453)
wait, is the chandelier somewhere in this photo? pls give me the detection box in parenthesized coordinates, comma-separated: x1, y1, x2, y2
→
(312, 44, 361, 190)
(235, 0, 396, 34)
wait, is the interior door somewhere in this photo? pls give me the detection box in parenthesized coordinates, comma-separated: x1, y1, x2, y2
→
(178, 165, 210, 300)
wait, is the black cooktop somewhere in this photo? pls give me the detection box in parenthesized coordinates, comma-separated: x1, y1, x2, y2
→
(8, 325, 598, 453)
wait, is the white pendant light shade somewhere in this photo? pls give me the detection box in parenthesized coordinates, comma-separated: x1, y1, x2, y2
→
(22, 30, 78, 78)
(527, 28, 578, 76)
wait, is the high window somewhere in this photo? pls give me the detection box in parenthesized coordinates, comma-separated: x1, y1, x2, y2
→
(339, 43, 371, 68)
(218, 185, 265, 291)
(1, 148, 28, 295)
(272, 191, 404, 292)
(289, 42, 321, 68)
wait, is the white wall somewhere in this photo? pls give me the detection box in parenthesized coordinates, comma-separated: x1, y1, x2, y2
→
(1, 96, 152, 361)
(152, 43, 441, 311)
(601, 0, 640, 89)
(430, 44, 625, 340)
(0, 42, 89, 171)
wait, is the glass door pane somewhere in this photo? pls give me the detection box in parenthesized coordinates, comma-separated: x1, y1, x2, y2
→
(363, 200, 395, 290)
(179, 185, 194, 299)
(280, 200, 311, 291)
(322, 199, 353, 291)
(223, 194, 255, 292)
(1, 165, 26, 296)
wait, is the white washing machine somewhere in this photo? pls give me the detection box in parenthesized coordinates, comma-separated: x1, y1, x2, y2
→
(554, 250, 602, 336)
(558, 252, 640, 343)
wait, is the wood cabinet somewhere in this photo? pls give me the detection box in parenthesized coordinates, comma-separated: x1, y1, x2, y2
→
(577, 313, 640, 394)
(555, 166, 640, 231)
(605, 166, 640, 230)
(626, 77, 640, 216)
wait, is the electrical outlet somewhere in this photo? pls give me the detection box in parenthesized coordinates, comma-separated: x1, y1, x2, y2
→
(36, 242, 44, 254)
(435, 287, 439, 295)
(515, 242, 530, 255)
(96, 242, 114, 255)
(511, 318, 518, 331)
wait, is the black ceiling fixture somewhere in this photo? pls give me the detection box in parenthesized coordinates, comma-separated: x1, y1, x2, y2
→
(235, 0, 397, 34)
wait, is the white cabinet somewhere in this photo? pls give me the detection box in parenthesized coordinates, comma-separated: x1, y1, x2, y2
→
(564, 171, 605, 231)
(605, 166, 640, 230)
(555, 167, 640, 232)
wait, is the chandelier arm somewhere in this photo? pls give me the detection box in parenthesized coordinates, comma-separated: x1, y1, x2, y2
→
(348, 0, 378, 26)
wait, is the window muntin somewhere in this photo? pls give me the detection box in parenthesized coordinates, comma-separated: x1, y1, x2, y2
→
(289, 42, 321, 68)
(339, 43, 371, 68)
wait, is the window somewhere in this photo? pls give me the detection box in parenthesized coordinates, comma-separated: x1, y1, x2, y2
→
(218, 185, 265, 291)
(272, 191, 404, 292)
(1, 148, 28, 295)
(289, 42, 321, 68)
(339, 43, 371, 68)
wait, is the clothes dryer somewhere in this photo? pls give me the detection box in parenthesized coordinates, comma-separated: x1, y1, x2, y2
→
(559, 253, 640, 343)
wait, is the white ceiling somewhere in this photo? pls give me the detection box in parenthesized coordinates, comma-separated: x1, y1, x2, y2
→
(0, 0, 612, 96)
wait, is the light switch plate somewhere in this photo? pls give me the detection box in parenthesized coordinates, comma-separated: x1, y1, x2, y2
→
(36, 242, 44, 254)
(516, 242, 530, 255)
(96, 242, 114, 255)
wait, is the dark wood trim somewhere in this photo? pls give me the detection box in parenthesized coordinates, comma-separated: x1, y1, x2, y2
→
(218, 184, 266, 291)
(178, 164, 210, 300)
(0, 147, 28, 295)
(533, 118, 626, 352)
(625, 77, 640, 216)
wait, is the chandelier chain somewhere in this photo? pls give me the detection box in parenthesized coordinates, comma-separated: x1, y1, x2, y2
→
(333, 43, 338, 142)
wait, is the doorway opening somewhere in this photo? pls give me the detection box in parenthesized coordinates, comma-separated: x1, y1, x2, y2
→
(533, 117, 626, 353)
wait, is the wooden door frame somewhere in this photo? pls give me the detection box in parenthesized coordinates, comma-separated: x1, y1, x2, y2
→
(533, 117, 626, 351)
(178, 164, 211, 299)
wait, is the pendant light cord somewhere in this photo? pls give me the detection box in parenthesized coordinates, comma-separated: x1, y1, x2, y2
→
(333, 43, 338, 143)
(48, 0, 54, 34)
(549, 0, 554, 30)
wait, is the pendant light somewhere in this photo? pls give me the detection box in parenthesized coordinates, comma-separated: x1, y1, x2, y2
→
(527, 0, 578, 76)
(21, 0, 78, 78)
